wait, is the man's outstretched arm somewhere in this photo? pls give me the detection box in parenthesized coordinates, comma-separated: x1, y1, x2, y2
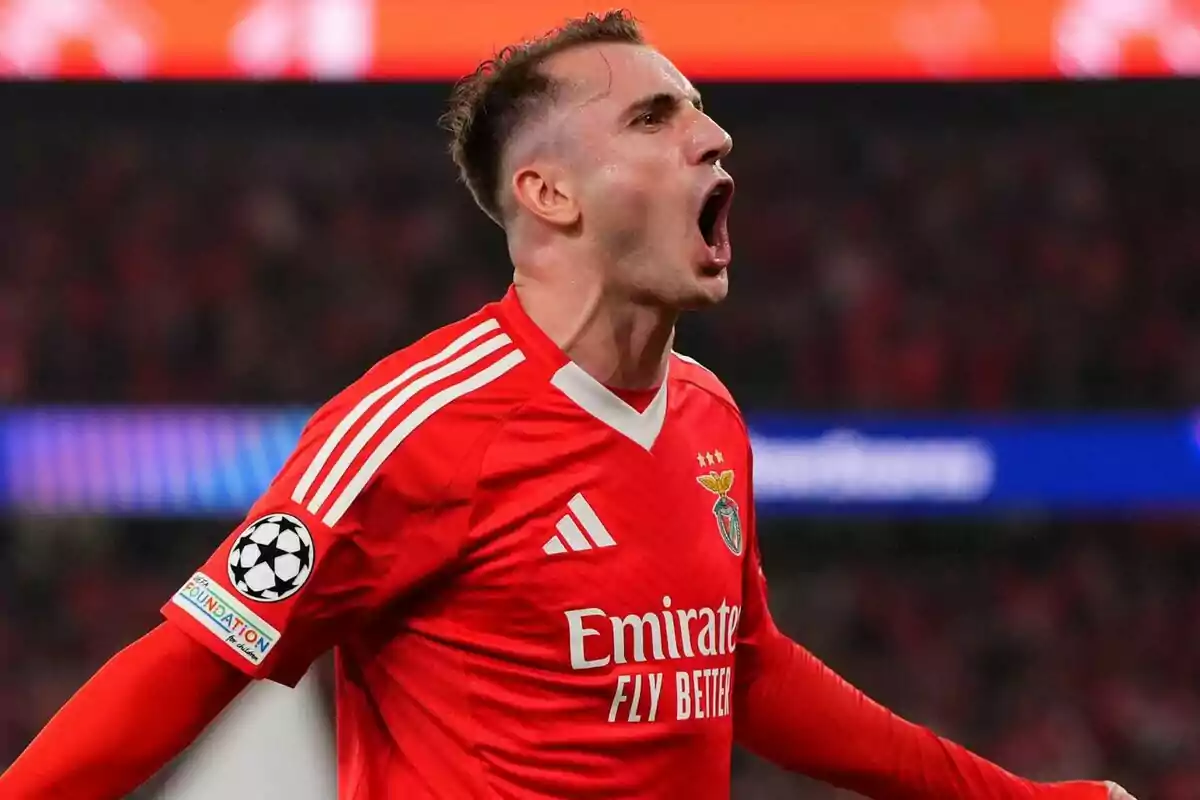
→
(0, 622, 250, 800)
(731, 449, 1131, 800)
(733, 627, 1120, 799)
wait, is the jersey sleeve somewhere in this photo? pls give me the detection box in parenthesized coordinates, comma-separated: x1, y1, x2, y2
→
(731, 445, 1109, 798)
(162, 380, 479, 687)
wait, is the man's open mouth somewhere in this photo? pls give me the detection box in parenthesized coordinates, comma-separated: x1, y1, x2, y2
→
(698, 179, 734, 247)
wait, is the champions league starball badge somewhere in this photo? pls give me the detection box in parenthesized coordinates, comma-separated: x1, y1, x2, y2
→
(227, 513, 315, 602)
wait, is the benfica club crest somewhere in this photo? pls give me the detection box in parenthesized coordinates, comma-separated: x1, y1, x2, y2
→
(696, 469, 743, 556)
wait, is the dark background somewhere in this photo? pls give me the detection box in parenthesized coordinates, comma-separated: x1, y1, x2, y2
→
(2, 79, 1199, 798)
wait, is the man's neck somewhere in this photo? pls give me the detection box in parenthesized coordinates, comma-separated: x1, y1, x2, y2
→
(514, 277, 675, 391)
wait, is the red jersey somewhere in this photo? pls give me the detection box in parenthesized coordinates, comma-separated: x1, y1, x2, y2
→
(160, 288, 1109, 800)
(163, 287, 764, 798)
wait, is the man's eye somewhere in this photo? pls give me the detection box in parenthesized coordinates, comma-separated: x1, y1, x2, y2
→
(635, 111, 661, 127)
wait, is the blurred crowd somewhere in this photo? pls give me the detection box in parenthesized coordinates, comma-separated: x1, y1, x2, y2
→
(3, 516, 1199, 798)
(2, 98, 1199, 410)
(740, 517, 1200, 799)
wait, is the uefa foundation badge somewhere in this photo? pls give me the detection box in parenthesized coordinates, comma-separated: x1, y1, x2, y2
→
(697, 470, 743, 556)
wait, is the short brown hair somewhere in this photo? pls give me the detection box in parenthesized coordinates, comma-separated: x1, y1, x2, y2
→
(440, 10, 645, 226)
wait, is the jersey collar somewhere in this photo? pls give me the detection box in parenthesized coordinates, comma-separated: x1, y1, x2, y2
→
(495, 286, 669, 451)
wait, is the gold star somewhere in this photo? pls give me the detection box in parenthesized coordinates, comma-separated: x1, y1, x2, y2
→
(714, 449, 724, 464)
(705, 451, 715, 466)
(696, 452, 707, 467)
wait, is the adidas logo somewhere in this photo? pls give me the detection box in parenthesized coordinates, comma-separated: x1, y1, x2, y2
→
(543, 493, 616, 555)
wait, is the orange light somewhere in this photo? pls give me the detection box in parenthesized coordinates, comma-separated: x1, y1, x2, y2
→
(0, 0, 1195, 80)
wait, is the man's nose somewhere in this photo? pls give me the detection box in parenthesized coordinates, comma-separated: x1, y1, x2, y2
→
(692, 116, 733, 166)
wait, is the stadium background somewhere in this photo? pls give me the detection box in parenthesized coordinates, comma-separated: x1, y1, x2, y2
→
(2, 1, 1200, 797)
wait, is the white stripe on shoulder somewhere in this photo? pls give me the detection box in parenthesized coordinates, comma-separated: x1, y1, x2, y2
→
(672, 350, 715, 375)
(291, 318, 499, 505)
(322, 348, 526, 526)
(306, 332, 513, 517)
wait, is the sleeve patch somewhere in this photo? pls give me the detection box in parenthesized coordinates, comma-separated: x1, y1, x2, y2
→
(227, 513, 316, 603)
(171, 572, 282, 665)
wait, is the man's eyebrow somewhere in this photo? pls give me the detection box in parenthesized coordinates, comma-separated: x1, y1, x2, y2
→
(620, 91, 704, 119)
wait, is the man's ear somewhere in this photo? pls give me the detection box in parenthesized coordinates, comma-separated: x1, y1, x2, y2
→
(511, 160, 581, 227)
